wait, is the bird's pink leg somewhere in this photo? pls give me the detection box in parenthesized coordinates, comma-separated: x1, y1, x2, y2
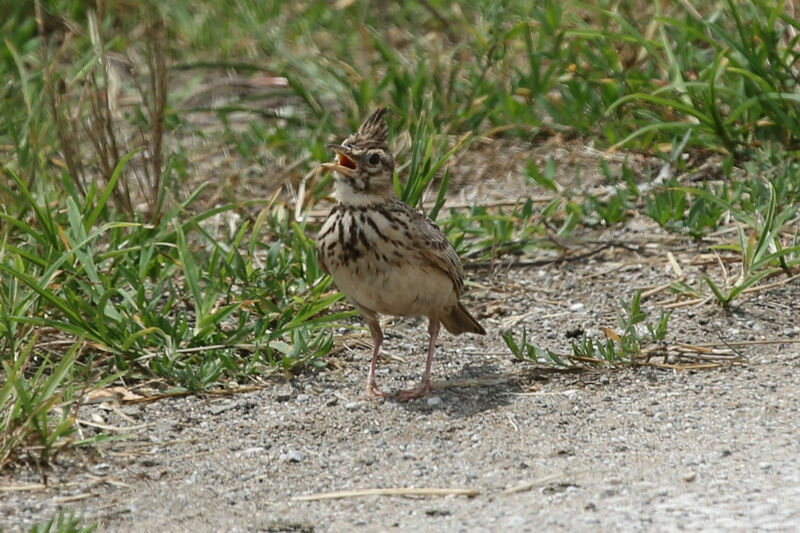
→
(361, 316, 389, 400)
(397, 320, 439, 401)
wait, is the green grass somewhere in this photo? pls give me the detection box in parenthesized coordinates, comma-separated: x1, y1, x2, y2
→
(28, 510, 95, 533)
(2, 0, 800, 470)
(502, 291, 671, 366)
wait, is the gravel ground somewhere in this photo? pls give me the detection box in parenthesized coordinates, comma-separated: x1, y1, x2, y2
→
(2, 233, 799, 532)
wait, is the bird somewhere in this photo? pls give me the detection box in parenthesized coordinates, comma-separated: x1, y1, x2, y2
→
(316, 107, 485, 401)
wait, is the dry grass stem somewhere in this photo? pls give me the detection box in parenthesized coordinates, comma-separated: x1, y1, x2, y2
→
(293, 487, 481, 501)
(499, 472, 567, 496)
(0, 484, 47, 493)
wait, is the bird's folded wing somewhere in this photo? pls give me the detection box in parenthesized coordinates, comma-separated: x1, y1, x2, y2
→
(414, 213, 465, 296)
(317, 247, 330, 274)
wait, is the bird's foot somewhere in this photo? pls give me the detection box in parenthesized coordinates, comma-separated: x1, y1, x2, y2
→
(360, 383, 390, 401)
(396, 381, 433, 402)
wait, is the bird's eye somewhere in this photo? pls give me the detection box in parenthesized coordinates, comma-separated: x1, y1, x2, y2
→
(368, 153, 381, 165)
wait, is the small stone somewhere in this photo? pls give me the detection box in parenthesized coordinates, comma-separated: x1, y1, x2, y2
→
(569, 302, 585, 311)
(683, 471, 697, 482)
(344, 401, 360, 410)
(563, 390, 579, 400)
(275, 385, 294, 402)
(121, 406, 141, 417)
(89, 463, 111, 476)
(286, 450, 305, 463)
(296, 394, 310, 402)
(758, 462, 772, 471)
(470, 433, 480, 443)
(209, 401, 235, 415)
(427, 396, 442, 407)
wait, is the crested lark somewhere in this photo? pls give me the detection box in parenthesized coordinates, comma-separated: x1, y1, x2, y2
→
(317, 107, 485, 401)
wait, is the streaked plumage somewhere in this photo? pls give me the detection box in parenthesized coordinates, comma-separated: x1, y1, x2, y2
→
(317, 107, 485, 400)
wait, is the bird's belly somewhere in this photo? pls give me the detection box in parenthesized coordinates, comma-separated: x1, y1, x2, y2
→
(330, 258, 456, 318)
(317, 203, 459, 318)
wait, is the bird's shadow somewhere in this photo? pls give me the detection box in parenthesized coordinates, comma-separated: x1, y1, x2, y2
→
(389, 362, 568, 417)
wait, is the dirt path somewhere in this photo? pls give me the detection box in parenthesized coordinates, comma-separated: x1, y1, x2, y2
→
(3, 237, 799, 532)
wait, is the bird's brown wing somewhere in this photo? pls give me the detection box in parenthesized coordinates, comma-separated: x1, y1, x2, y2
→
(316, 205, 341, 276)
(409, 208, 465, 297)
(316, 245, 330, 275)
(316, 227, 330, 275)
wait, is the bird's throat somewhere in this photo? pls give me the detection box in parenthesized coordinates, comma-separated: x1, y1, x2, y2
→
(333, 177, 394, 206)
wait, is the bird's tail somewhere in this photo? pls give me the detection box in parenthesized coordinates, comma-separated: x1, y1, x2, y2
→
(441, 302, 486, 335)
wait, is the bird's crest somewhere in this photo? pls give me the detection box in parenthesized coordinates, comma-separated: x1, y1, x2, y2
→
(357, 107, 389, 143)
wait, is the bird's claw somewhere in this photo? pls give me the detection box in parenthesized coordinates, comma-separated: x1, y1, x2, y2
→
(360, 383, 390, 401)
(396, 381, 433, 402)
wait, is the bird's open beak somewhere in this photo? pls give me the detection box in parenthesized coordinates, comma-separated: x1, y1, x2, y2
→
(321, 144, 357, 177)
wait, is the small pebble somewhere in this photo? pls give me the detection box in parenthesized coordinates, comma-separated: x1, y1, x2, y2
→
(758, 462, 772, 471)
(275, 384, 294, 402)
(569, 302, 585, 311)
(296, 394, 310, 402)
(683, 471, 697, 482)
(89, 463, 111, 476)
(563, 390, 579, 400)
(344, 401, 360, 410)
(427, 396, 442, 407)
(286, 450, 305, 463)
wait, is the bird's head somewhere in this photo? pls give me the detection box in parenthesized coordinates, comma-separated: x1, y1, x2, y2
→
(321, 107, 396, 205)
